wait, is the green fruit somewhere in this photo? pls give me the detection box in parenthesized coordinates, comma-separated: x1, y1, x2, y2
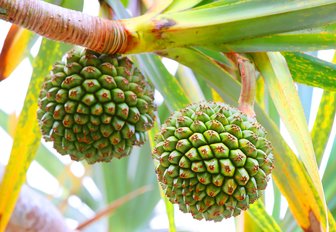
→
(38, 48, 155, 164)
(153, 102, 273, 221)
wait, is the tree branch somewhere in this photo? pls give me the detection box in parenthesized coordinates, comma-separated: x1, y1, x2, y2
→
(0, 166, 72, 232)
(236, 54, 257, 118)
(76, 185, 152, 230)
(0, 0, 131, 54)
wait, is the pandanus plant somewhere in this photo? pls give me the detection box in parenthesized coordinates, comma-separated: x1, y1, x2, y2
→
(0, 0, 335, 231)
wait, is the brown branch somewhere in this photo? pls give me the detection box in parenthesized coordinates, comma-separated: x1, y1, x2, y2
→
(236, 54, 257, 117)
(76, 185, 152, 231)
(0, 0, 130, 54)
(0, 166, 72, 232)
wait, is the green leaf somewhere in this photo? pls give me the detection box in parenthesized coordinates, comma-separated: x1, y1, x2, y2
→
(218, 24, 336, 52)
(252, 52, 327, 230)
(311, 90, 336, 165)
(93, 143, 160, 232)
(195, 47, 235, 68)
(164, 0, 204, 13)
(34, 145, 65, 178)
(134, 54, 191, 111)
(131, 0, 336, 53)
(283, 52, 336, 91)
(323, 139, 336, 209)
(0, 109, 9, 133)
(61, 0, 84, 10)
(176, 65, 205, 102)
(247, 200, 282, 232)
(165, 47, 238, 106)
(242, 212, 263, 232)
(148, 123, 176, 232)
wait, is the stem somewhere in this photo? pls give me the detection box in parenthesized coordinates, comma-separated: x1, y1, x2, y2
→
(1, 1, 336, 55)
(76, 185, 152, 231)
(0, 0, 129, 54)
(236, 54, 257, 118)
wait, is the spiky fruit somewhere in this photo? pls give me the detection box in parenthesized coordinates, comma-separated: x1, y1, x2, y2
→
(37, 48, 155, 164)
(153, 102, 273, 221)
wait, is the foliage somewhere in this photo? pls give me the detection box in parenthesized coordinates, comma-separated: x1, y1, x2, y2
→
(0, 0, 335, 231)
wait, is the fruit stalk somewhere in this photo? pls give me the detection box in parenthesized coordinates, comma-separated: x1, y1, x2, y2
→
(237, 54, 257, 118)
(76, 185, 151, 230)
(0, 0, 129, 54)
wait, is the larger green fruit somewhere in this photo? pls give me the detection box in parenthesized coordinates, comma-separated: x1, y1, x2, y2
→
(153, 102, 273, 221)
(38, 48, 155, 164)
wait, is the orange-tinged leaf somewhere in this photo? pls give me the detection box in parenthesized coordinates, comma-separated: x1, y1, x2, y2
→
(0, 39, 69, 231)
(253, 52, 327, 231)
(0, 25, 34, 81)
(262, 112, 328, 231)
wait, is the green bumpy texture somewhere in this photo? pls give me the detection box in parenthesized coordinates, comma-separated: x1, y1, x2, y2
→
(153, 102, 274, 221)
(37, 48, 155, 164)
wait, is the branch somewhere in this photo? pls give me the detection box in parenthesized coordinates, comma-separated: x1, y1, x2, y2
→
(236, 54, 257, 118)
(0, 166, 72, 232)
(76, 185, 152, 230)
(0, 0, 130, 54)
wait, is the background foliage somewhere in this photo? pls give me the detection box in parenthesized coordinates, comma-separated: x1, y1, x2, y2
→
(0, 0, 335, 231)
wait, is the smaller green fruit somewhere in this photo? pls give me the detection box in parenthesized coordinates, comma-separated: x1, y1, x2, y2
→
(38, 48, 156, 164)
(153, 102, 274, 221)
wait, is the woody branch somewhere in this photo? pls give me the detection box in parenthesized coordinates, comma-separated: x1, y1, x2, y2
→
(0, 0, 131, 54)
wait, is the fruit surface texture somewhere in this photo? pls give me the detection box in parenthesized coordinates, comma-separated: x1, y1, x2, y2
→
(38, 48, 155, 164)
(153, 102, 273, 221)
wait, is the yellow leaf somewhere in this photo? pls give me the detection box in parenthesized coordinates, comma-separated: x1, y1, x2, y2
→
(8, 113, 18, 137)
(0, 40, 67, 232)
(211, 89, 223, 102)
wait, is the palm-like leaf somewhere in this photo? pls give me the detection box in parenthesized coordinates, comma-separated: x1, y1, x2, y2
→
(0, 0, 335, 231)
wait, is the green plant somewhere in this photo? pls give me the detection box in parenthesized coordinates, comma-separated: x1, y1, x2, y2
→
(0, 0, 335, 231)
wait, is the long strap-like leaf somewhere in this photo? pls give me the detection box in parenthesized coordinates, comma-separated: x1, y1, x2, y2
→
(253, 52, 327, 231)
(0, 39, 69, 232)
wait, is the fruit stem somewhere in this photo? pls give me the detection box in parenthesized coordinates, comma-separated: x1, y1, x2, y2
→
(236, 54, 257, 118)
(76, 185, 152, 230)
(0, 0, 129, 54)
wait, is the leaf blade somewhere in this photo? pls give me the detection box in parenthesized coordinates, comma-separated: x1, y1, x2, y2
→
(283, 52, 336, 91)
(0, 26, 35, 81)
(252, 52, 327, 230)
(247, 200, 282, 232)
(0, 39, 69, 231)
(164, 47, 333, 230)
(311, 90, 336, 165)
